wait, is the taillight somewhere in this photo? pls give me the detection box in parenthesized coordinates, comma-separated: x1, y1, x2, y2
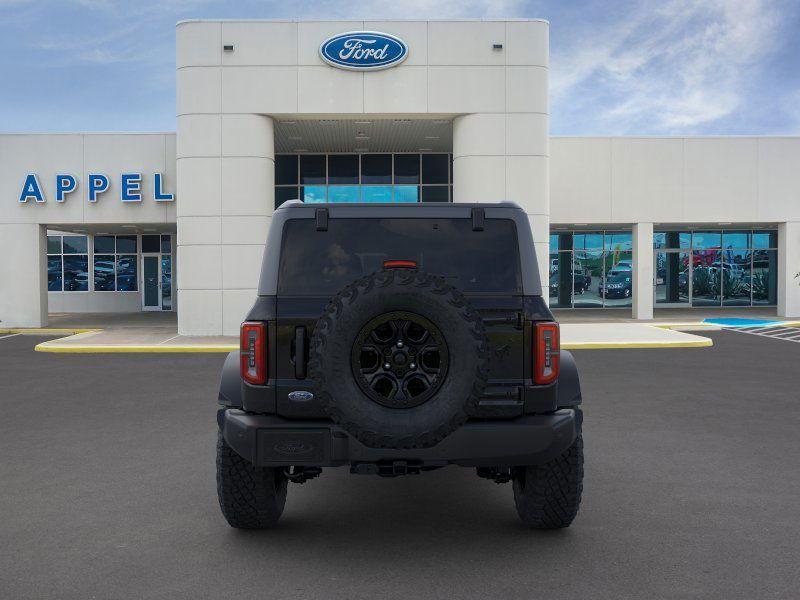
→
(533, 322, 560, 385)
(240, 321, 267, 385)
(383, 259, 417, 269)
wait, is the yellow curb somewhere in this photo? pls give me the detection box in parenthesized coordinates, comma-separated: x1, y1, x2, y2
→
(563, 338, 713, 350)
(35, 343, 237, 353)
(0, 328, 101, 335)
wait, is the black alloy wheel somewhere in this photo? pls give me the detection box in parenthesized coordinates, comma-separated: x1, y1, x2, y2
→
(351, 311, 449, 409)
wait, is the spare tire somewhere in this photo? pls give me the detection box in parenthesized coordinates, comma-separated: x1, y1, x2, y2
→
(308, 268, 490, 449)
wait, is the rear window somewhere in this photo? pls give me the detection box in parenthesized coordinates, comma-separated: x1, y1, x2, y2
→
(277, 218, 521, 295)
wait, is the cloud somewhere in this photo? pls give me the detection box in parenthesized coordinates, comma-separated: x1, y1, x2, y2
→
(551, 0, 793, 134)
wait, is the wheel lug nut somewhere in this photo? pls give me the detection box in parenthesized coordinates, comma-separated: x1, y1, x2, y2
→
(384, 363, 391, 370)
(410, 363, 416, 369)
(396, 341, 404, 348)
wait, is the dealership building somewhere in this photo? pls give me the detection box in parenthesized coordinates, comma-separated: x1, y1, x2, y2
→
(1, 19, 799, 335)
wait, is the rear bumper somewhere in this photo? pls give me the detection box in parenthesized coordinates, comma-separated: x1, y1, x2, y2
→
(219, 408, 580, 468)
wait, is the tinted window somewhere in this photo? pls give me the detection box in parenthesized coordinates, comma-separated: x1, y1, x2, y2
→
(94, 255, 116, 291)
(752, 230, 777, 249)
(421, 186, 448, 202)
(421, 154, 448, 184)
(47, 235, 62, 254)
(275, 155, 298, 185)
(394, 154, 419, 184)
(63, 255, 89, 291)
(142, 234, 160, 253)
(117, 256, 137, 291)
(328, 155, 358, 184)
(278, 218, 521, 295)
(276, 186, 300, 207)
(116, 235, 137, 253)
(47, 256, 62, 291)
(62, 235, 88, 254)
(300, 155, 325, 184)
(361, 154, 391, 184)
(94, 235, 115, 253)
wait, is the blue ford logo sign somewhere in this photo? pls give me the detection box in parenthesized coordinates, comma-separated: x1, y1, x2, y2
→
(319, 31, 408, 71)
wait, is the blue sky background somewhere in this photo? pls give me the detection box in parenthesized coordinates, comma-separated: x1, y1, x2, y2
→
(1, 0, 798, 135)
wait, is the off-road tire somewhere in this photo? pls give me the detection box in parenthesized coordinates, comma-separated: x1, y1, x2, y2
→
(309, 268, 490, 450)
(512, 433, 584, 529)
(216, 432, 288, 529)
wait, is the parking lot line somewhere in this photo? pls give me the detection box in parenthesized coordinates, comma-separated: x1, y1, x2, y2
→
(0, 333, 21, 341)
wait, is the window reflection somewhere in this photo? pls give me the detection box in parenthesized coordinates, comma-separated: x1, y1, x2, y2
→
(653, 229, 777, 307)
(275, 153, 453, 207)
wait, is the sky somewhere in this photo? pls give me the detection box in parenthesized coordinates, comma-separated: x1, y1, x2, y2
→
(0, 0, 798, 135)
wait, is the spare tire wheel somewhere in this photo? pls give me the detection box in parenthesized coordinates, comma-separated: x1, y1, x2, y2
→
(308, 269, 490, 449)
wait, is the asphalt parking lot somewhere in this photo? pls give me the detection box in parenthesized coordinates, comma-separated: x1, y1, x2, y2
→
(1, 331, 799, 599)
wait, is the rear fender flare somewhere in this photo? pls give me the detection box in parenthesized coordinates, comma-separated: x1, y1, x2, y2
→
(557, 350, 582, 408)
(218, 350, 243, 409)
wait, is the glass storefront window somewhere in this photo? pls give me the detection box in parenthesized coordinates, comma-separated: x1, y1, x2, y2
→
(161, 235, 172, 254)
(47, 234, 88, 292)
(328, 155, 358, 184)
(361, 186, 392, 203)
(63, 255, 89, 291)
(93, 255, 116, 291)
(421, 186, 449, 202)
(116, 256, 137, 292)
(752, 249, 777, 305)
(63, 235, 88, 254)
(604, 232, 632, 251)
(361, 154, 391, 184)
(275, 155, 298, 185)
(692, 231, 721, 249)
(47, 256, 62, 291)
(394, 185, 418, 202)
(653, 229, 778, 307)
(722, 231, 750, 249)
(275, 153, 452, 208)
(752, 231, 778, 249)
(722, 249, 752, 306)
(691, 250, 721, 306)
(327, 186, 359, 203)
(421, 154, 448, 184)
(394, 154, 419, 184)
(94, 235, 115, 253)
(654, 231, 690, 249)
(141, 234, 160, 253)
(300, 155, 326, 184)
(604, 250, 633, 307)
(573, 250, 603, 308)
(303, 185, 327, 203)
(655, 251, 690, 305)
(276, 187, 299, 207)
(47, 235, 62, 254)
(116, 235, 137, 254)
(573, 233, 603, 250)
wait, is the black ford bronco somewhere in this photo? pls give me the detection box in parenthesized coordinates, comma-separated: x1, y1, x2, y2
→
(216, 201, 583, 529)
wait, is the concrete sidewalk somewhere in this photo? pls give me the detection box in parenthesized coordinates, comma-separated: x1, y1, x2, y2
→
(2, 311, 715, 352)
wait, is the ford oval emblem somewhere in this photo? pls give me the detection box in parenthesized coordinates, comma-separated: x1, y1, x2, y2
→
(288, 390, 315, 402)
(319, 31, 408, 71)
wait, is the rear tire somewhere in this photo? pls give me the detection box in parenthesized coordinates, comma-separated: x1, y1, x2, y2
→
(216, 432, 288, 529)
(512, 433, 584, 529)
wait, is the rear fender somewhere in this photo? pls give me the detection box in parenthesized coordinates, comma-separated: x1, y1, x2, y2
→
(218, 351, 242, 410)
(557, 350, 582, 408)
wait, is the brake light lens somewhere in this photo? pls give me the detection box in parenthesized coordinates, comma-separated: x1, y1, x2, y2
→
(533, 322, 560, 385)
(240, 321, 267, 385)
(383, 259, 417, 269)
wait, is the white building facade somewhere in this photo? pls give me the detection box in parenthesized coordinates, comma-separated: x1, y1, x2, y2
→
(0, 19, 798, 332)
